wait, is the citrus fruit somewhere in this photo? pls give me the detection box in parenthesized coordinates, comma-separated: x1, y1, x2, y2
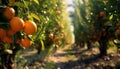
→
(24, 20, 37, 35)
(115, 29, 120, 35)
(3, 36, 13, 43)
(99, 11, 105, 17)
(0, 41, 3, 44)
(10, 17, 24, 32)
(48, 33, 54, 39)
(56, 40, 61, 45)
(60, 33, 64, 38)
(7, 29, 16, 36)
(54, 37, 59, 42)
(0, 28, 7, 39)
(21, 37, 32, 48)
(3, 7, 15, 20)
(10, 0, 15, 4)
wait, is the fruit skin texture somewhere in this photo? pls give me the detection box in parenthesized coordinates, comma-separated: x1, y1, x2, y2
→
(21, 38, 32, 48)
(10, 17, 24, 32)
(3, 36, 13, 43)
(24, 20, 37, 35)
(7, 29, 16, 37)
(3, 7, 15, 20)
(48, 33, 54, 39)
(0, 28, 6, 39)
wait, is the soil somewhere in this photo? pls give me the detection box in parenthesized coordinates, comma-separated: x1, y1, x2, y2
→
(21, 44, 120, 69)
(45, 44, 120, 69)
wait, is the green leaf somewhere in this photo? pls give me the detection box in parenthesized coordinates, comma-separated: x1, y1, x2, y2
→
(30, 13, 40, 21)
(13, 2, 26, 8)
(109, 14, 113, 20)
(33, 0, 39, 4)
(40, 40, 45, 51)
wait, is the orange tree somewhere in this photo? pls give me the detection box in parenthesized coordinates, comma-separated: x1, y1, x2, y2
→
(73, 0, 120, 56)
(88, 0, 120, 56)
(31, 0, 67, 56)
(72, 0, 92, 49)
(0, 0, 66, 68)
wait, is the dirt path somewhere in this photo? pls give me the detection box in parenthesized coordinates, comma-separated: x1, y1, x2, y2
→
(46, 44, 80, 69)
(21, 44, 120, 69)
(46, 44, 120, 69)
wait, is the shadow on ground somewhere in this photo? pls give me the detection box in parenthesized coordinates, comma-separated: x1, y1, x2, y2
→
(53, 45, 120, 69)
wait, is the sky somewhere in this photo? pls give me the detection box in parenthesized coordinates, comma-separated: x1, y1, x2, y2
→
(65, 0, 74, 4)
(65, 0, 75, 13)
(65, 0, 75, 31)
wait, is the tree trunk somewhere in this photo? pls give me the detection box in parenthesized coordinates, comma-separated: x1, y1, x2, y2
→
(99, 39, 108, 56)
(0, 44, 21, 69)
(86, 41, 92, 50)
(98, 30, 109, 56)
(80, 41, 85, 48)
(0, 54, 16, 69)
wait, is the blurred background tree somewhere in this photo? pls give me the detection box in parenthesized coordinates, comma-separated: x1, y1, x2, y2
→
(72, 0, 120, 56)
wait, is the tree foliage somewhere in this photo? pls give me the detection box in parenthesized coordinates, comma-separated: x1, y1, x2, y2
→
(0, 0, 69, 68)
(73, 0, 120, 55)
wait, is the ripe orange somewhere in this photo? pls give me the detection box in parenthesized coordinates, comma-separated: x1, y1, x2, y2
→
(21, 37, 32, 48)
(48, 33, 54, 39)
(0, 41, 3, 44)
(10, 0, 15, 4)
(24, 20, 37, 35)
(115, 29, 120, 35)
(55, 40, 61, 45)
(54, 37, 59, 42)
(60, 33, 64, 38)
(3, 36, 13, 43)
(7, 29, 16, 37)
(0, 28, 7, 39)
(99, 11, 105, 17)
(10, 17, 24, 32)
(3, 7, 15, 20)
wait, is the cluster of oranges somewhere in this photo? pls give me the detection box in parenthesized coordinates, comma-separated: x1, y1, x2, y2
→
(48, 33, 64, 45)
(0, 6, 37, 48)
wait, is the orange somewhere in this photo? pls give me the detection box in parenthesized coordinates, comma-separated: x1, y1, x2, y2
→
(60, 33, 64, 38)
(10, 17, 24, 32)
(3, 7, 15, 20)
(0, 41, 3, 44)
(55, 40, 61, 45)
(10, 0, 15, 4)
(21, 37, 32, 48)
(0, 28, 7, 39)
(24, 20, 37, 35)
(54, 37, 59, 42)
(3, 36, 13, 43)
(7, 29, 16, 37)
(115, 29, 120, 35)
(54, 37, 61, 45)
(99, 11, 105, 17)
(48, 33, 54, 39)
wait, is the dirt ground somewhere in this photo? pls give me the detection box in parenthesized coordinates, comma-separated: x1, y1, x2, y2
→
(21, 44, 120, 69)
(45, 44, 120, 69)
